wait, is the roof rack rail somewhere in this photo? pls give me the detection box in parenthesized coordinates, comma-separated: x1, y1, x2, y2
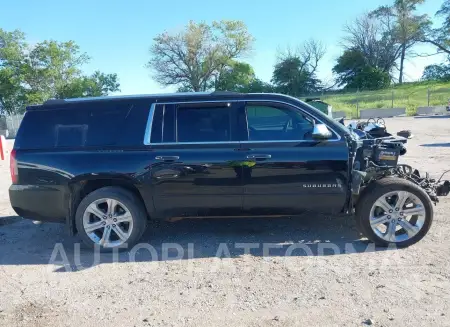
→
(44, 99, 67, 105)
(210, 91, 242, 95)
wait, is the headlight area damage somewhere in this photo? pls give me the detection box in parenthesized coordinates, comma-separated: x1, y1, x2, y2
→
(350, 136, 450, 205)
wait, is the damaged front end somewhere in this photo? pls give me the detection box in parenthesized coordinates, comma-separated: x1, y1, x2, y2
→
(349, 135, 450, 205)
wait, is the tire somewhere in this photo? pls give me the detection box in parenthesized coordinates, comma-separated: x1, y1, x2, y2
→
(75, 186, 148, 250)
(355, 177, 433, 248)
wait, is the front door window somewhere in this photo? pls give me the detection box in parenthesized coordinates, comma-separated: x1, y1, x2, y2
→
(246, 105, 314, 141)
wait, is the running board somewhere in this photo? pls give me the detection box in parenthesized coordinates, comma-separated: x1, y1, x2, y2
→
(166, 214, 294, 222)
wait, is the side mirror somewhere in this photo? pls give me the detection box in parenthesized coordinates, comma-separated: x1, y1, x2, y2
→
(312, 124, 332, 140)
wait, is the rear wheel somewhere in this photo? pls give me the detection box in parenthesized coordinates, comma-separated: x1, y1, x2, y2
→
(355, 178, 433, 248)
(75, 187, 147, 250)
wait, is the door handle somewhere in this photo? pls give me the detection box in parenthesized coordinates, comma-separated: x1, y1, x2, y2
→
(246, 154, 272, 159)
(155, 156, 180, 161)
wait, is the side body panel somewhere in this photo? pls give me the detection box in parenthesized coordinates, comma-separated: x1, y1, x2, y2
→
(240, 141, 349, 214)
(149, 144, 244, 218)
(10, 149, 157, 222)
(238, 100, 349, 214)
(148, 102, 244, 218)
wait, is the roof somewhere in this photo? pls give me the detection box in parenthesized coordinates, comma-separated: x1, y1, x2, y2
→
(27, 91, 310, 111)
(42, 91, 243, 106)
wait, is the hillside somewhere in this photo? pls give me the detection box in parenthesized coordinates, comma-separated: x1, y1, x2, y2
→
(310, 81, 450, 118)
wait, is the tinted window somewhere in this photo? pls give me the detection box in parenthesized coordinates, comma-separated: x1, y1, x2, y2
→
(85, 104, 129, 146)
(162, 104, 176, 143)
(246, 105, 314, 141)
(150, 105, 163, 144)
(177, 106, 231, 142)
(55, 124, 88, 147)
(15, 100, 144, 149)
(15, 109, 90, 149)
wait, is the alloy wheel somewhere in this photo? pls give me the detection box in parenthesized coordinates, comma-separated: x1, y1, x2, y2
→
(369, 191, 426, 243)
(82, 198, 134, 248)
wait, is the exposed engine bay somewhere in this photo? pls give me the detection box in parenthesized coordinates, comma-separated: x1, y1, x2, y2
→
(347, 127, 450, 204)
(341, 117, 413, 140)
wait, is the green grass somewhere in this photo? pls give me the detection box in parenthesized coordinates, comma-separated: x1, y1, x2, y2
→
(306, 81, 450, 118)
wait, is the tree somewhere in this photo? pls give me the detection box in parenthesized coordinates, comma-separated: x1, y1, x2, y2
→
(370, 0, 430, 83)
(271, 40, 325, 96)
(333, 49, 391, 90)
(148, 20, 254, 92)
(0, 29, 120, 114)
(0, 29, 28, 114)
(177, 60, 274, 93)
(422, 56, 450, 81)
(422, 0, 450, 55)
(214, 61, 255, 92)
(243, 78, 275, 93)
(22, 40, 91, 104)
(56, 71, 120, 98)
(343, 14, 399, 74)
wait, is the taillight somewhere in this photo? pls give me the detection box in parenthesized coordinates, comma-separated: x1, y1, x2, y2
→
(10, 149, 18, 184)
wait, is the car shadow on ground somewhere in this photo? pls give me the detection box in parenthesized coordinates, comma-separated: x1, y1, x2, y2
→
(420, 143, 450, 147)
(0, 215, 22, 226)
(0, 214, 397, 272)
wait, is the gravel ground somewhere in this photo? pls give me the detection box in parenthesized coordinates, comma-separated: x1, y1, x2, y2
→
(1, 116, 450, 327)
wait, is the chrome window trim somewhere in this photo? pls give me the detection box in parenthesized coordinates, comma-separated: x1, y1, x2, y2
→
(239, 139, 343, 144)
(150, 141, 241, 145)
(143, 103, 156, 145)
(175, 104, 178, 142)
(143, 99, 342, 145)
(161, 104, 165, 141)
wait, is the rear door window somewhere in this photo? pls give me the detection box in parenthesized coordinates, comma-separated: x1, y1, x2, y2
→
(150, 105, 163, 144)
(149, 104, 176, 144)
(176, 106, 231, 143)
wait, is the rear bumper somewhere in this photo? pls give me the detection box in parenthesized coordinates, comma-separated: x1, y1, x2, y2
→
(9, 184, 66, 223)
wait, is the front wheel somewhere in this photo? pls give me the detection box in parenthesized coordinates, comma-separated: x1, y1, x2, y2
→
(355, 178, 433, 248)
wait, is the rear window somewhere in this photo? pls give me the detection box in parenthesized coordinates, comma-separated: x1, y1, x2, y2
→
(15, 100, 151, 150)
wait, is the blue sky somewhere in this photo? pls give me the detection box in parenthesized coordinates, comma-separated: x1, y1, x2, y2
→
(1, 0, 446, 95)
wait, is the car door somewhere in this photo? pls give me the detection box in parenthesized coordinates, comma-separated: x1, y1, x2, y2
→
(239, 101, 349, 215)
(148, 101, 244, 218)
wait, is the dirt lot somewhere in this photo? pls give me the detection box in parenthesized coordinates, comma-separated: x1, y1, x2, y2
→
(1, 116, 450, 327)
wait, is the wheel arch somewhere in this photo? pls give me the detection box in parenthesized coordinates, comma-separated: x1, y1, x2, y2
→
(354, 177, 434, 247)
(67, 175, 151, 235)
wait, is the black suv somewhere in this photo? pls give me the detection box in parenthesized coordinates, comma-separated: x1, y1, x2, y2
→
(9, 92, 450, 250)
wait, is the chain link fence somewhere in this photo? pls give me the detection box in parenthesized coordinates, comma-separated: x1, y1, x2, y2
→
(303, 85, 450, 118)
(0, 114, 24, 139)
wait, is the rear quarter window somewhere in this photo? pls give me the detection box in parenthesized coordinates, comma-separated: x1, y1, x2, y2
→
(15, 109, 90, 149)
(15, 100, 151, 150)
